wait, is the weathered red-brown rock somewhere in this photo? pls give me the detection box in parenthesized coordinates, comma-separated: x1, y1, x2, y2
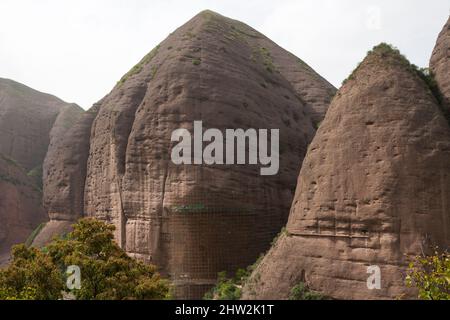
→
(264, 45, 335, 125)
(84, 10, 336, 299)
(0, 79, 82, 263)
(430, 16, 450, 112)
(0, 154, 47, 265)
(33, 105, 100, 247)
(242, 44, 450, 300)
(39, 10, 335, 298)
(0, 78, 82, 172)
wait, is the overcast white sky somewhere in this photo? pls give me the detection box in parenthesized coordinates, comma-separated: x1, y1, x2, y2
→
(0, 0, 449, 109)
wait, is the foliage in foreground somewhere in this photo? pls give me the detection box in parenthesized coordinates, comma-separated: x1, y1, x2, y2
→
(0, 218, 171, 300)
(406, 250, 450, 300)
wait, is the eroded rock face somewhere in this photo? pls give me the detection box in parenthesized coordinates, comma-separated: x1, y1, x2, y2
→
(264, 44, 336, 125)
(34, 105, 100, 246)
(40, 10, 335, 298)
(430, 16, 450, 112)
(43, 105, 99, 221)
(84, 11, 336, 299)
(0, 78, 82, 172)
(33, 104, 99, 247)
(242, 45, 450, 300)
(0, 154, 47, 265)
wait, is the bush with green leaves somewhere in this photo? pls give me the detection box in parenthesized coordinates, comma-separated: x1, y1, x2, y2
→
(204, 253, 266, 300)
(204, 269, 249, 300)
(289, 282, 324, 300)
(0, 218, 171, 300)
(406, 250, 450, 300)
(0, 245, 64, 300)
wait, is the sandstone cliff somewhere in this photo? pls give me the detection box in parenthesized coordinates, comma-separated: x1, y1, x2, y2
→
(0, 154, 47, 265)
(39, 10, 336, 298)
(0, 79, 82, 264)
(242, 44, 450, 300)
(0, 78, 83, 173)
(430, 16, 450, 114)
(33, 105, 100, 247)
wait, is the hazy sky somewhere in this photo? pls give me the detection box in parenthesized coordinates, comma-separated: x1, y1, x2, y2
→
(0, 0, 449, 109)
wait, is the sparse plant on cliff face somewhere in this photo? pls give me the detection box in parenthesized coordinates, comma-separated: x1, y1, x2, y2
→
(289, 282, 324, 300)
(0, 218, 171, 300)
(271, 227, 288, 246)
(27, 165, 43, 190)
(117, 44, 161, 86)
(406, 250, 450, 300)
(24, 223, 46, 247)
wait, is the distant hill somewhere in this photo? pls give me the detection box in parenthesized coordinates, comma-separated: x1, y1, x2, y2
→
(0, 78, 83, 265)
(0, 154, 47, 266)
(0, 78, 83, 173)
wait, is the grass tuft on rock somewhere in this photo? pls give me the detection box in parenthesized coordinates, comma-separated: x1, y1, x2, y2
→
(117, 45, 161, 86)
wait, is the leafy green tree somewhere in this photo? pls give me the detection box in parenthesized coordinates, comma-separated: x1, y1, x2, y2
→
(406, 250, 450, 300)
(0, 245, 64, 300)
(0, 218, 171, 300)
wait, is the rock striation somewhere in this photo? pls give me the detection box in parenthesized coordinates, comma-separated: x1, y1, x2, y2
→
(0, 154, 47, 266)
(33, 105, 100, 247)
(242, 44, 450, 300)
(38, 10, 336, 298)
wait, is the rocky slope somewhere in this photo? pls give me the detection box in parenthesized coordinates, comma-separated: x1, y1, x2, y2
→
(430, 16, 450, 113)
(242, 44, 450, 300)
(38, 10, 336, 298)
(0, 78, 83, 173)
(0, 154, 47, 265)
